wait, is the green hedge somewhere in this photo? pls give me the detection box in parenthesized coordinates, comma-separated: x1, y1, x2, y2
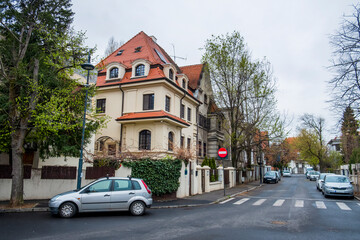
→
(123, 159, 182, 196)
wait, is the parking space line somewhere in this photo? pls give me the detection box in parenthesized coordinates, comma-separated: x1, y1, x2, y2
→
(336, 202, 351, 211)
(273, 199, 285, 207)
(253, 199, 266, 206)
(315, 201, 326, 209)
(295, 200, 304, 207)
(234, 198, 250, 205)
(220, 198, 235, 204)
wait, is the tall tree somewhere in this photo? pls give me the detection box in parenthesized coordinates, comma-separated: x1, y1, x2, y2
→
(341, 106, 359, 163)
(296, 114, 327, 171)
(329, 4, 360, 114)
(104, 36, 123, 57)
(266, 138, 297, 170)
(0, 0, 105, 206)
(202, 31, 284, 168)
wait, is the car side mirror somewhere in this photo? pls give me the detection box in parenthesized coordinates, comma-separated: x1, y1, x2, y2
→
(81, 188, 90, 194)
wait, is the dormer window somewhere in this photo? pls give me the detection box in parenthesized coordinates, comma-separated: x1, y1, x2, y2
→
(169, 69, 174, 80)
(109, 67, 119, 79)
(135, 46, 142, 53)
(135, 64, 145, 76)
(116, 50, 124, 56)
(182, 79, 186, 89)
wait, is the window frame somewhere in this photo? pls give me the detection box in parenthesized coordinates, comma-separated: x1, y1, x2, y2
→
(180, 104, 185, 119)
(143, 94, 154, 110)
(169, 69, 174, 80)
(109, 67, 119, 79)
(135, 64, 145, 77)
(96, 99, 106, 114)
(139, 130, 151, 150)
(187, 107, 191, 122)
(168, 132, 174, 151)
(165, 96, 171, 112)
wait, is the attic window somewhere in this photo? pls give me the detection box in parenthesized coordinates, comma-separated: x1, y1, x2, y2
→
(116, 50, 124, 56)
(135, 46, 142, 53)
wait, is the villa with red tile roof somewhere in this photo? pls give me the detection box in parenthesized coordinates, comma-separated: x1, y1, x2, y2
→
(94, 32, 224, 162)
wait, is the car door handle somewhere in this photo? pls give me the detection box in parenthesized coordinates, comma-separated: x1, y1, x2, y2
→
(104, 194, 110, 197)
(129, 192, 135, 195)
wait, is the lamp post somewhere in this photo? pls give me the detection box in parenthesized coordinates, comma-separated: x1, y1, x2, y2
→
(77, 53, 95, 189)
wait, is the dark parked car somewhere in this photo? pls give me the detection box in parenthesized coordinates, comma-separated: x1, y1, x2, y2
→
(49, 176, 153, 218)
(263, 171, 278, 184)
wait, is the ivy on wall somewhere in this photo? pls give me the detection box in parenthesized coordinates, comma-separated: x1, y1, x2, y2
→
(123, 158, 182, 196)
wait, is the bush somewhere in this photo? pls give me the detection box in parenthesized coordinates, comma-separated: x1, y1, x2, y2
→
(123, 158, 182, 196)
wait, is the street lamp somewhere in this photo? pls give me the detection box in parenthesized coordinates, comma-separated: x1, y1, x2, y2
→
(77, 53, 95, 189)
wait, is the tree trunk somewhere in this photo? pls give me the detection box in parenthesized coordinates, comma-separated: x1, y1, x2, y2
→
(246, 148, 252, 168)
(10, 128, 26, 207)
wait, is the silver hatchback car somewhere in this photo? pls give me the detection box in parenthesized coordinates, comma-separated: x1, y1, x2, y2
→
(49, 177, 153, 218)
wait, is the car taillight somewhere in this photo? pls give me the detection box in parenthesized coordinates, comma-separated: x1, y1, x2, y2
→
(141, 180, 151, 194)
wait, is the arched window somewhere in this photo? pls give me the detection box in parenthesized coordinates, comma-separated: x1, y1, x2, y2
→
(139, 130, 151, 150)
(169, 69, 174, 80)
(182, 79, 186, 88)
(168, 132, 174, 151)
(135, 64, 145, 76)
(110, 67, 119, 78)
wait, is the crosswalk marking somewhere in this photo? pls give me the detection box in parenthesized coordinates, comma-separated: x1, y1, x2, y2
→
(234, 198, 250, 205)
(315, 201, 326, 209)
(253, 199, 266, 206)
(336, 202, 351, 211)
(220, 197, 235, 204)
(273, 199, 285, 207)
(295, 200, 304, 208)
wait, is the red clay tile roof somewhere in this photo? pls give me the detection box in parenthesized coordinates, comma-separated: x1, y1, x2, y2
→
(116, 110, 190, 126)
(180, 64, 204, 90)
(97, 31, 178, 70)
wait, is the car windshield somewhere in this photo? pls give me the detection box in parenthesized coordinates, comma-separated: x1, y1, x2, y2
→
(265, 172, 275, 176)
(319, 174, 326, 180)
(325, 176, 350, 183)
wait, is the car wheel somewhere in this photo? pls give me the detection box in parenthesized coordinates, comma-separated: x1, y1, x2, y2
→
(130, 201, 145, 216)
(59, 202, 77, 218)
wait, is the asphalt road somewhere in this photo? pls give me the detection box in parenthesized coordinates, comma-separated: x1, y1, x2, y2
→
(1, 175, 359, 240)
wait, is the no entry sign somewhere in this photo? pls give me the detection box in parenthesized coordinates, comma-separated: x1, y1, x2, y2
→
(218, 148, 228, 158)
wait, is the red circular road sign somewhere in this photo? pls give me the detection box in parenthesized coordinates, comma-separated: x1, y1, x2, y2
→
(218, 148, 228, 158)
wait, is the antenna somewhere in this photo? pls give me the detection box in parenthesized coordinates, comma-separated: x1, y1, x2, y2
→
(170, 43, 187, 63)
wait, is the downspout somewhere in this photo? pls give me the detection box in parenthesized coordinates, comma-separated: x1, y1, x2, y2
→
(196, 105, 199, 166)
(119, 85, 124, 153)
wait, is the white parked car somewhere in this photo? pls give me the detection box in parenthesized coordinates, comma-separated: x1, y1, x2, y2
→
(316, 173, 334, 191)
(322, 175, 354, 199)
(283, 170, 291, 177)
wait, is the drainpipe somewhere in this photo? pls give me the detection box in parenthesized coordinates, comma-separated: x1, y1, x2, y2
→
(119, 85, 124, 152)
(196, 105, 199, 166)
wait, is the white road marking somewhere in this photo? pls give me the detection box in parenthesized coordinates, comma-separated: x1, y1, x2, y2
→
(253, 199, 267, 206)
(219, 197, 235, 204)
(234, 198, 250, 205)
(315, 201, 326, 209)
(273, 199, 285, 207)
(295, 200, 304, 208)
(336, 202, 351, 211)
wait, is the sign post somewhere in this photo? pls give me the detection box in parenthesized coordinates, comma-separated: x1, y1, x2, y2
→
(218, 148, 228, 196)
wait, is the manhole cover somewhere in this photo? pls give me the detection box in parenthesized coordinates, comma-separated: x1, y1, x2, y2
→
(270, 221, 287, 225)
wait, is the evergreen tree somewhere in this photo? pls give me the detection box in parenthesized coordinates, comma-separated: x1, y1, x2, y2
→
(341, 106, 359, 163)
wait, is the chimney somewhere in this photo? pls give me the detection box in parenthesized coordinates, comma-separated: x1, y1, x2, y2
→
(150, 35, 157, 43)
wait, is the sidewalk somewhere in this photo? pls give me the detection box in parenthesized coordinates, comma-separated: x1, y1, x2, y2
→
(0, 181, 262, 213)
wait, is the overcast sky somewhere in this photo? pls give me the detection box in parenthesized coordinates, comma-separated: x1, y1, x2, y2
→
(72, 0, 358, 140)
